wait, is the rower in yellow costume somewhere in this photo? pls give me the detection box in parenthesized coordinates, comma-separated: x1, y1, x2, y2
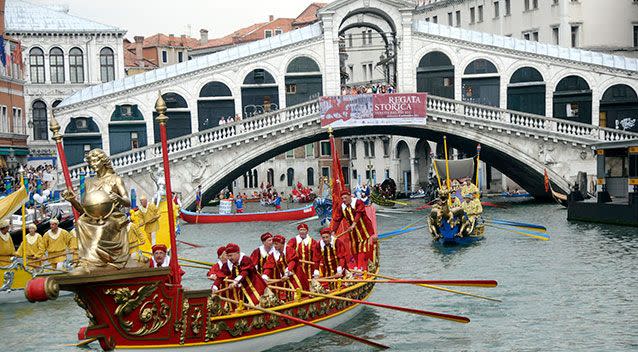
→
(43, 218, 76, 269)
(127, 216, 146, 257)
(136, 195, 159, 244)
(15, 224, 44, 267)
(0, 219, 14, 265)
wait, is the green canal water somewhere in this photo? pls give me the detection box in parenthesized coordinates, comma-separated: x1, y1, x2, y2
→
(1, 200, 636, 351)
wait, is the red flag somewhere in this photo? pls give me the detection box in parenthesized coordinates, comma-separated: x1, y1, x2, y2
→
(329, 134, 345, 229)
(544, 169, 550, 193)
(12, 42, 23, 69)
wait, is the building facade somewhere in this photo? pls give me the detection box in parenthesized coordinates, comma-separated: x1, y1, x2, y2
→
(416, 0, 638, 57)
(4, 0, 126, 163)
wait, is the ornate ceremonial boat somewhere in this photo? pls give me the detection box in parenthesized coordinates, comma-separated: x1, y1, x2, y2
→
(180, 204, 315, 224)
(0, 260, 69, 304)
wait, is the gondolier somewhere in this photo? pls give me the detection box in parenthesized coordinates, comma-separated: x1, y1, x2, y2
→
(287, 223, 320, 280)
(331, 190, 375, 271)
(214, 243, 269, 306)
(250, 232, 273, 273)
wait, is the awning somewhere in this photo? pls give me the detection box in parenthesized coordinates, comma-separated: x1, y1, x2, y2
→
(0, 147, 29, 156)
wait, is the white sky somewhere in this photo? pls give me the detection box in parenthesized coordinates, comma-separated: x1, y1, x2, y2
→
(31, 0, 320, 39)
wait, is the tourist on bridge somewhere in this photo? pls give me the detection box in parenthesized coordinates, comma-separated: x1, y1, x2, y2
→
(214, 243, 268, 307)
(331, 190, 375, 272)
(317, 227, 346, 279)
(137, 195, 160, 244)
(287, 223, 320, 280)
(149, 244, 169, 268)
(43, 218, 76, 270)
(250, 232, 273, 273)
(15, 224, 44, 267)
(0, 219, 14, 265)
(263, 234, 307, 300)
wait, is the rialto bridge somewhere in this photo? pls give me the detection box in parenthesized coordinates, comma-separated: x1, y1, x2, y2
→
(51, 0, 638, 207)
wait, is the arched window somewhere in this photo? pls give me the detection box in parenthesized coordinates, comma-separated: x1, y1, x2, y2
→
(29, 48, 45, 83)
(307, 167, 315, 186)
(100, 47, 115, 83)
(69, 47, 84, 83)
(32, 100, 48, 140)
(287, 168, 294, 187)
(464, 59, 498, 75)
(49, 48, 64, 83)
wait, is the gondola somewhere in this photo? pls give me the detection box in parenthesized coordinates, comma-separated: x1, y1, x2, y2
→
(180, 204, 316, 224)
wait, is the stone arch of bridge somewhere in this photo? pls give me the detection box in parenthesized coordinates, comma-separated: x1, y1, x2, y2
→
(188, 124, 567, 209)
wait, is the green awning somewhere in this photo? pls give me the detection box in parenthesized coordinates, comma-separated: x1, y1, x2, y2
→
(0, 147, 29, 156)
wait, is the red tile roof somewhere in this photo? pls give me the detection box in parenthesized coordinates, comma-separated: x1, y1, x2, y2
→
(123, 45, 158, 69)
(293, 3, 327, 27)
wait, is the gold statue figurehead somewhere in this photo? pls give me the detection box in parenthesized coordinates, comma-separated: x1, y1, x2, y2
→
(64, 148, 134, 274)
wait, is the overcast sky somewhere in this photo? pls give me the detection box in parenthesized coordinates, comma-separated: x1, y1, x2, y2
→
(31, 0, 320, 39)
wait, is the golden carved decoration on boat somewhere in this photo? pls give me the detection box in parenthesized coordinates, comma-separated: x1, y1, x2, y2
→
(190, 307, 202, 336)
(104, 283, 170, 336)
(175, 298, 189, 344)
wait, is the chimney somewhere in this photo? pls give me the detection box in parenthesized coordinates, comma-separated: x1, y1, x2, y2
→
(168, 33, 175, 45)
(180, 34, 186, 46)
(269, 15, 274, 22)
(199, 29, 209, 46)
(134, 35, 144, 67)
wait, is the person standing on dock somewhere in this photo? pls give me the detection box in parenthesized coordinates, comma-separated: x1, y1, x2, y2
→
(250, 232, 273, 274)
(331, 190, 375, 272)
(287, 223, 320, 280)
(137, 195, 160, 244)
(0, 219, 14, 265)
(15, 224, 44, 267)
(43, 218, 76, 270)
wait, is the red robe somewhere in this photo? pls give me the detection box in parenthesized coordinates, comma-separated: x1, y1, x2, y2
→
(215, 253, 267, 306)
(318, 236, 346, 277)
(331, 198, 374, 255)
(249, 245, 272, 274)
(207, 261, 225, 278)
(263, 247, 308, 297)
(287, 235, 320, 280)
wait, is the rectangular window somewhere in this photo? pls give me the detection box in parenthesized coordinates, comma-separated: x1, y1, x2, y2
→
(305, 143, 315, 158)
(384, 169, 390, 180)
(383, 140, 389, 157)
(571, 25, 580, 47)
(352, 169, 358, 183)
(505, 0, 511, 15)
(286, 149, 294, 159)
(320, 141, 331, 156)
(455, 11, 461, 27)
(274, 28, 283, 35)
(494, 1, 500, 18)
(448, 12, 453, 25)
(524, 0, 530, 11)
(0, 106, 7, 132)
(425, 17, 430, 22)
(470, 7, 476, 24)
(11, 107, 18, 133)
(321, 167, 330, 178)
(432, 15, 438, 23)
(131, 132, 139, 149)
(286, 84, 297, 94)
(368, 30, 373, 44)
(634, 25, 638, 47)
(348, 34, 353, 47)
(478, 5, 483, 22)
(533, 0, 538, 9)
(552, 0, 559, 5)
(161, 50, 167, 63)
(351, 141, 357, 159)
(264, 30, 272, 38)
(178, 52, 183, 63)
(348, 65, 354, 80)
(343, 140, 350, 156)
(342, 166, 350, 185)
(364, 141, 370, 157)
(362, 31, 367, 45)
(524, 32, 530, 40)
(369, 141, 375, 157)
(362, 64, 368, 81)
(552, 26, 560, 44)
(532, 31, 539, 41)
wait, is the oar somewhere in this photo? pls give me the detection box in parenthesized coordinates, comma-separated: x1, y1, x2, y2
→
(269, 285, 470, 324)
(142, 251, 215, 267)
(486, 219, 547, 231)
(484, 224, 549, 241)
(416, 199, 437, 210)
(377, 225, 426, 240)
(363, 272, 501, 302)
(292, 215, 318, 225)
(483, 220, 548, 234)
(315, 278, 498, 287)
(181, 263, 211, 270)
(63, 337, 98, 347)
(400, 217, 427, 230)
(216, 296, 389, 349)
(177, 239, 204, 248)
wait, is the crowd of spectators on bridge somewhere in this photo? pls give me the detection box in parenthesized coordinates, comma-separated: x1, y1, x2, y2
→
(218, 114, 243, 126)
(341, 82, 396, 95)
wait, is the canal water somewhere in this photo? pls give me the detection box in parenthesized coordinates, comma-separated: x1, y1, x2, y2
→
(0, 200, 636, 351)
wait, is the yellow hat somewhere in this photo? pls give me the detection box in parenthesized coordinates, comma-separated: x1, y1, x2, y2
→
(50, 218, 59, 224)
(28, 223, 37, 230)
(0, 219, 10, 228)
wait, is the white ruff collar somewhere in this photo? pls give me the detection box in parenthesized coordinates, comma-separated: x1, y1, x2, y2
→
(139, 204, 148, 213)
(320, 236, 336, 250)
(0, 232, 10, 242)
(341, 198, 357, 209)
(227, 252, 246, 271)
(273, 247, 286, 261)
(259, 245, 273, 258)
(47, 228, 61, 241)
(295, 235, 312, 246)
(26, 233, 39, 245)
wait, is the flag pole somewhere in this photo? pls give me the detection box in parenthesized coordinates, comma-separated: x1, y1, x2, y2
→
(154, 93, 180, 285)
(19, 168, 27, 266)
(475, 144, 481, 187)
(49, 111, 79, 221)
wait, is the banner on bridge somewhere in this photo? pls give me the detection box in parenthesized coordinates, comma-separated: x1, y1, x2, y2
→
(319, 93, 427, 127)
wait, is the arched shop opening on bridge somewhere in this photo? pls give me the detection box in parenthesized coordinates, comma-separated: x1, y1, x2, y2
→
(416, 51, 454, 99)
(338, 8, 397, 87)
(63, 117, 103, 166)
(553, 75, 592, 125)
(197, 81, 235, 131)
(414, 139, 432, 190)
(507, 67, 546, 116)
(241, 68, 279, 118)
(395, 140, 412, 194)
(153, 92, 192, 143)
(109, 104, 147, 155)
(462, 59, 500, 107)
(599, 84, 638, 133)
(285, 56, 323, 107)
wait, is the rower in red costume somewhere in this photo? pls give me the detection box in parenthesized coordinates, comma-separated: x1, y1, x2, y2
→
(149, 244, 169, 268)
(264, 234, 308, 300)
(250, 232, 273, 274)
(207, 246, 227, 281)
(317, 227, 346, 278)
(287, 223, 320, 280)
(331, 190, 375, 271)
(213, 243, 268, 306)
